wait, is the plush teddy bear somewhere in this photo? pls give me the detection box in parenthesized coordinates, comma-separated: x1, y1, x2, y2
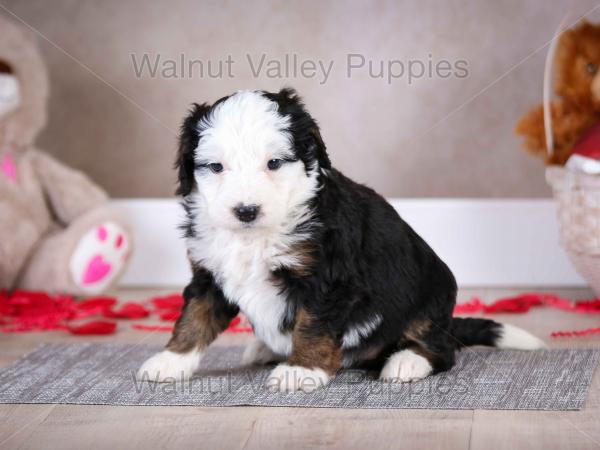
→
(0, 15, 132, 295)
(516, 20, 600, 165)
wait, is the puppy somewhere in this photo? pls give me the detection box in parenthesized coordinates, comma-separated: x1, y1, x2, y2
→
(138, 88, 545, 392)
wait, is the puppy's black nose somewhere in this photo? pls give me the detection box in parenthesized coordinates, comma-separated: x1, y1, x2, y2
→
(233, 204, 260, 223)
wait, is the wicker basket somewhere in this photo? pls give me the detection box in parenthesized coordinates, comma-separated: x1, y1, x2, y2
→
(546, 166, 600, 295)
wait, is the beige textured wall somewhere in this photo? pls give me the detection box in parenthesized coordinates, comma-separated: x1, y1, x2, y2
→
(1, 0, 598, 198)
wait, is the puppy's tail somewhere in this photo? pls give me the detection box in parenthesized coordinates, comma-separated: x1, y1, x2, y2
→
(450, 317, 546, 350)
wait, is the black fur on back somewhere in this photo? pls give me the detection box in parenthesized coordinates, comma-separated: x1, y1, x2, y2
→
(274, 164, 464, 370)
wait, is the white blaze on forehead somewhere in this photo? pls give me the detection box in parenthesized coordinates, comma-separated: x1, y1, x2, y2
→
(195, 91, 293, 167)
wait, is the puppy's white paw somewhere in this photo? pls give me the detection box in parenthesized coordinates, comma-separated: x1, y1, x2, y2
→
(241, 339, 283, 366)
(266, 364, 330, 393)
(137, 349, 201, 382)
(380, 349, 432, 383)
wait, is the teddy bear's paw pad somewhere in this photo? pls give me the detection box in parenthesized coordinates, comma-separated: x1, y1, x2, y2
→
(70, 222, 131, 294)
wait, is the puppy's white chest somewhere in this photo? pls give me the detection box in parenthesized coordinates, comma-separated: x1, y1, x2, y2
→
(190, 232, 293, 356)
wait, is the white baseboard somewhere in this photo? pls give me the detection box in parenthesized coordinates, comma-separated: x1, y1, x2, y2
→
(111, 199, 584, 288)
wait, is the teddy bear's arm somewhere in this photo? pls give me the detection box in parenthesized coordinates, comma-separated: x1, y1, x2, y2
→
(31, 149, 109, 225)
(515, 104, 548, 158)
(515, 102, 584, 164)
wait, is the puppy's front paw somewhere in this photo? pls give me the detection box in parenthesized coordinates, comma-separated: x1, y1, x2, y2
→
(379, 349, 432, 383)
(265, 364, 330, 393)
(137, 349, 201, 382)
(241, 339, 283, 366)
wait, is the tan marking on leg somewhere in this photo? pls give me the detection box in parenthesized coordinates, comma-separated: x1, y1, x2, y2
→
(166, 294, 230, 353)
(402, 319, 454, 372)
(287, 309, 342, 375)
(399, 318, 439, 366)
(403, 318, 432, 343)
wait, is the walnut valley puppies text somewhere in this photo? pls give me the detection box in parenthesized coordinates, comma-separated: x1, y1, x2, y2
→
(130, 53, 469, 85)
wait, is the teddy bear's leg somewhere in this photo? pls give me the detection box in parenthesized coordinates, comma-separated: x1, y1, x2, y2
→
(18, 206, 132, 296)
(0, 205, 40, 290)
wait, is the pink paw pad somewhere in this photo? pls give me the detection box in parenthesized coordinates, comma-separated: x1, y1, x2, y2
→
(70, 222, 130, 293)
(97, 226, 108, 242)
(82, 254, 112, 284)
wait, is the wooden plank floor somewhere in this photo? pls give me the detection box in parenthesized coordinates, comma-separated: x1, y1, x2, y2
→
(0, 288, 599, 450)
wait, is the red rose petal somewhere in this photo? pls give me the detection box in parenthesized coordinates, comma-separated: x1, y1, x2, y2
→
(453, 297, 484, 314)
(103, 303, 150, 319)
(68, 321, 117, 335)
(551, 327, 600, 338)
(151, 294, 184, 310)
(574, 299, 600, 313)
(77, 297, 118, 311)
(159, 310, 181, 321)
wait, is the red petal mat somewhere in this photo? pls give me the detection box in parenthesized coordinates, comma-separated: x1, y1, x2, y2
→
(1, 290, 597, 337)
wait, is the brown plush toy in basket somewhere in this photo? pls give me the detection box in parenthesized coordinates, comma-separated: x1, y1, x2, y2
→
(516, 20, 600, 295)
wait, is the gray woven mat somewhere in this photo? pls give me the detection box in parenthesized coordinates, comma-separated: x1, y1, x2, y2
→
(0, 343, 598, 410)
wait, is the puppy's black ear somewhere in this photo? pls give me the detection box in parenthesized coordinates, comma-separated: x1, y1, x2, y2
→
(310, 125, 331, 170)
(265, 88, 332, 171)
(175, 103, 211, 196)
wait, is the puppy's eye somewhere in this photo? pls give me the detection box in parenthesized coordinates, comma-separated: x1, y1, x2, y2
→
(267, 159, 283, 171)
(208, 163, 223, 173)
(586, 63, 597, 75)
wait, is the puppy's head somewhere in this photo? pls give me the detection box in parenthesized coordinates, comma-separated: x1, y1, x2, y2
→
(177, 88, 330, 231)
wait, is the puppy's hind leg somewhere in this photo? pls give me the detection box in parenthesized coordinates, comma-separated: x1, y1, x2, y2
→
(138, 272, 239, 382)
(380, 319, 455, 383)
(380, 348, 433, 383)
